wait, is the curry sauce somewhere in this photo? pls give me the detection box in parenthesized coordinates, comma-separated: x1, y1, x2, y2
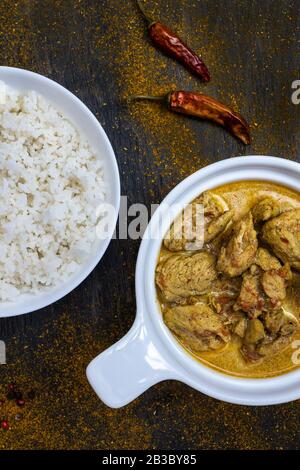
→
(156, 181, 300, 378)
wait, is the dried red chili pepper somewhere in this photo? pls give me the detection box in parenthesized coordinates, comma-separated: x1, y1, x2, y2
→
(133, 91, 251, 145)
(137, 0, 210, 82)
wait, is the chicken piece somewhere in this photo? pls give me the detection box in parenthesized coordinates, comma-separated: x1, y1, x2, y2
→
(217, 213, 258, 277)
(222, 311, 247, 331)
(262, 264, 292, 305)
(235, 260, 291, 317)
(163, 196, 204, 252)
(244, 319, 266, 344)
(243, 310, 298, 360)
(209, 294, 234, 315)
(206, 218, 235, 255)
(203, 191, 228, 219)
(264, 310, 285, 335)
(209, 277, 243, 329)
(164, 192, 232, 252)
(241, 318, 266, 362)
(156, 252, 217, 303)
(164, 304, 230, 352)
(234, 317, 248, 338)
(205, 210, 234, 244)
(280, 310, 299, 335)
(258, 333, 295, 357)
(234, 270, 264, 316)
(255, 247, 281, 271)
(262, 209, 300, 270)
(252, 197, 293, 224)
(240, 316, 267, 362)
(209, 276, 241, 316)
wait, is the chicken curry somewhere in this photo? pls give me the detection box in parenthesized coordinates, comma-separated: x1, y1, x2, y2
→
(155, 181, 300, 378)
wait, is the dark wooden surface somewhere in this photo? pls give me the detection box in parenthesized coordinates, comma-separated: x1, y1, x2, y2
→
(0, 0, 299, 450)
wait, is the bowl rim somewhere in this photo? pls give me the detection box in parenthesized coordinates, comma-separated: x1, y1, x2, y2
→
(0, 66, 121, 317)
(136, 155, 300, 405)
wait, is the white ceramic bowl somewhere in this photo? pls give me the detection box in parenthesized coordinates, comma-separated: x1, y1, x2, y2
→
(87, 156, 300, 407)
(0, 67, 120, 317)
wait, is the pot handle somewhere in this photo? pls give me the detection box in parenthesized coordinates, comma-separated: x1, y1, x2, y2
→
(86, 318, 176, 408)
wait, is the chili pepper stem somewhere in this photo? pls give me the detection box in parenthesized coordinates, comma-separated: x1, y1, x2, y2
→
(136, 0, 154, 24)
(131, 94, 166, 102)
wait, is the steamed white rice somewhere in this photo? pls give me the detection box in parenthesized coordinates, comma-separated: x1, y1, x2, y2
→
(0, 82, 106, 301)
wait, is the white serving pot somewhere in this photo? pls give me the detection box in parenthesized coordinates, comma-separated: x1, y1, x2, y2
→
(87, 156, 300, 408)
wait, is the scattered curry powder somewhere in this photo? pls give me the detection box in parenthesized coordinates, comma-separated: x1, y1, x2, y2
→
(90, 0, 226, 179)
(0, 309, 153, 450)
(0, 0, 299, 451)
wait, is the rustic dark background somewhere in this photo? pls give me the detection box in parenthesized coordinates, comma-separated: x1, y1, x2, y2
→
(0, 0, 299, 450)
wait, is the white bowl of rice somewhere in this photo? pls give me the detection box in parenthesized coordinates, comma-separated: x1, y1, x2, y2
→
(0, 67, 120, 317)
